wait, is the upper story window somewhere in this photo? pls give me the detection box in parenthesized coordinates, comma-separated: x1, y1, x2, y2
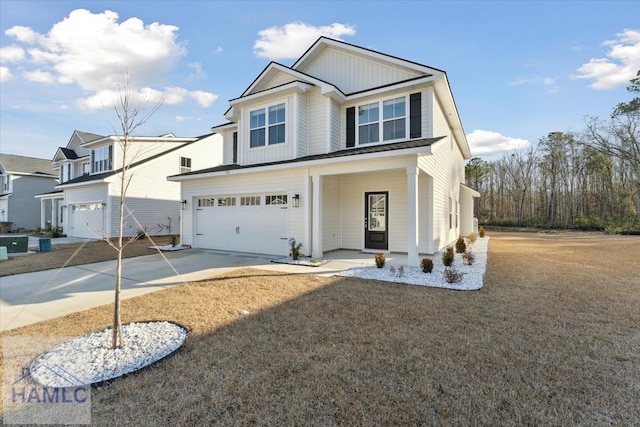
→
(1, 174, 10, 192)
(92, 146, 112, 174)
(250, 103, 286, 148)
(358, 97, 406, 145)
(82, 162, 90, 175)
(61, 163, 71, 182)
(180, 157, 191, 174)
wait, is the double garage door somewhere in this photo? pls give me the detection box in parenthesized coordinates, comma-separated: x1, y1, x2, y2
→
(194, 194, 289, 255)
(68, 203, 104, 239)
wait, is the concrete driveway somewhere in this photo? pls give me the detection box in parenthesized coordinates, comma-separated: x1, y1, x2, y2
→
(1, 248, 400, 331)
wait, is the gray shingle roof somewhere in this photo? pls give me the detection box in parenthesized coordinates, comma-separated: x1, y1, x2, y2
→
(174, 137, 443, 177)
(0, 153, 57, 176)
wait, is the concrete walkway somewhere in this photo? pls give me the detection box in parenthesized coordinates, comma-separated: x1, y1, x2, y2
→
(1, 248, 409, 331)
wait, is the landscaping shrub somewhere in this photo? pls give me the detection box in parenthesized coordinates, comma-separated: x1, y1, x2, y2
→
(463, 250, 475, 265)
(479, 226, 486, 238)
(455, 236, 466, 253)
(170, 235, 179, 247)
(375, 253, 386, 268)
(420, 257, 434, 273)
(136, 228, 147, 240)
(289, 238, 302, 260)
(467, 232, 477, 245)
(442, 246, 454, 267)
(51, 227, 63, 238)
(443, 267, 464, 284)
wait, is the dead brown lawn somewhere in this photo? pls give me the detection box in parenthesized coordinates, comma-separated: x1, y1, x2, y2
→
(1, 232, 639, 425)
(0, 235, 173, 277)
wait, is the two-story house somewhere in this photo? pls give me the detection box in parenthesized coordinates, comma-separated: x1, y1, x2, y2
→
(169, 37, 479, 265)
(0, 153, 58, 231)
(37, 130, 223, 239)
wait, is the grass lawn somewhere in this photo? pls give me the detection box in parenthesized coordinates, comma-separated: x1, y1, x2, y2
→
(1, 232, 638, 425)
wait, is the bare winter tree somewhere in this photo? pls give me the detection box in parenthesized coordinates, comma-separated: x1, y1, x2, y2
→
(106, 76, 162, 349)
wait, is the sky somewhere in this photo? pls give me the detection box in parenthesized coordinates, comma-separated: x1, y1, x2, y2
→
(0, 1, 638, 160)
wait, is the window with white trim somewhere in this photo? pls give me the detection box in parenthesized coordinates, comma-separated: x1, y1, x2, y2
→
(197, 198, 215, 207)
(61, 163, 70, 182)
(82, 162, 90, 175)
(240, 196, 260, 206)
(218, 197, 236, 207)
(1, 175, 10, 192)
(265, 194, 287, 205)
(358, 96, 406, 145)
(92, 146, 112, 173)
(250, 103, 285, 148)
(180, 157, 191, 174)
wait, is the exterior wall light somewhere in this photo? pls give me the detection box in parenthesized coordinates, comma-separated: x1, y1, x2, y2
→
(181, 199, 187, 210)
(292, 194, 300, 208)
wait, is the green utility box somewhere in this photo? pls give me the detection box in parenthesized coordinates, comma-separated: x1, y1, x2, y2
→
(0, 235, 28, 254)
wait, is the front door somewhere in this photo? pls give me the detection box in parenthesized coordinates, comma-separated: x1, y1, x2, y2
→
(364, 192, 388, 250)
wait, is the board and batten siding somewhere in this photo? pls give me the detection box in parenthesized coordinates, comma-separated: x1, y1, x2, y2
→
(432, 94, 449, 139)
(306, 87, 327, 156)
(302, 47, 422, 95)
(330, 98, 342, 152)
(297, 92, 308, 158)
(222, 129, 236, 165)
(322, 175, 342, 251)
(180, 168, 307, 248)
(260, 70, 298, 92)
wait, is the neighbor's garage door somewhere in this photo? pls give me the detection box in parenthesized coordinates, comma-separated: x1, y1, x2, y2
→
(68, 203, 104, 239)
(194, 194, 289, 255)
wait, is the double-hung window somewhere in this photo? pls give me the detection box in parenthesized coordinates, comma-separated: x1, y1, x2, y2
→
(92, 146, 112, 173)
(357, 97, 406, 144)
(250, 103, 285, 148)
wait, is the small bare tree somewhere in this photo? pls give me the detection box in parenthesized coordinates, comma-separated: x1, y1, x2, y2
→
(107, 76, 162, 349)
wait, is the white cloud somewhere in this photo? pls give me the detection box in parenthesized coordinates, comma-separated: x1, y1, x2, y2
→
(24, 69, 56, 83)
(467, 129, 531, 156)
(176, 115, 201, 122)
(5, 9, 185, 90)
(189, 90, 217, 107)
(0, 45, 26, 63)
(5, 25, 40, 44)
(254, 22, 356, 60)
(571, 29, 640, 89)
(507, 76, 560, 93)
(0, 66, 13, 82)
(187, 62, 207, 81)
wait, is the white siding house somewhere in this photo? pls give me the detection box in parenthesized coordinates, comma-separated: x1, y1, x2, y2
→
(170, 37, 479, 265)
(38, 130, 223, 239)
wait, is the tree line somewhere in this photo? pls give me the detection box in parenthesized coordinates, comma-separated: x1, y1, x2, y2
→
(466, 71, 640, 232)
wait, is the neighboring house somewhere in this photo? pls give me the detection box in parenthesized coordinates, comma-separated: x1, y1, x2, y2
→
(0, 153, 58, 231)
(37, 130, 223, 239)
(169, 37, 479, 265)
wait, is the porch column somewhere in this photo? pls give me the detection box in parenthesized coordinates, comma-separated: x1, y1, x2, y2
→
(407, 167, 419, 266)
(40, 199, 46, 229)
(51, 199, 58, 229)
(311, 174, 323, 259)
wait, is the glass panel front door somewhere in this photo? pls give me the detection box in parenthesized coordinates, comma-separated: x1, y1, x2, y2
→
(365, 192, 388, 250)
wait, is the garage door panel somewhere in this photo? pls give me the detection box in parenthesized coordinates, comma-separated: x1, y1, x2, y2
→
(69, 203, 104, 239)
(194, 200, 288, 255)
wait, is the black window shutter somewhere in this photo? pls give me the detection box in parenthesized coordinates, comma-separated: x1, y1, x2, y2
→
(90, 151, 94, 173)
(410, 92, 422, 139)
(232, 132, 238, 163)
(346, 107, 355, 147)
(108, 145, 113, 170)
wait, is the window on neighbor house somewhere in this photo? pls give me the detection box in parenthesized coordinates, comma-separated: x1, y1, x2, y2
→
(240, 196, 260, 206)
(82, 162, 90, 175)
(265, 194, 287, 205)
(217, 197, 236, 207)
(250, 103, 285, 148)
(358, 97, 406, 145)
(180, 157, 191, 174)
(1, 175, 9, 192)
(92, 146, 112, 173)
(61, 164, 71, 182)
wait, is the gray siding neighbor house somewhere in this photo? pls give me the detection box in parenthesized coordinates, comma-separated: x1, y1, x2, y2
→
(0, 153, 58, 230)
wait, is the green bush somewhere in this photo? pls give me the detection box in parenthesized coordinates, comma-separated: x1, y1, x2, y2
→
(170, 235, 179, 247)
(51, 227, 63, 238)
(479, 226, 486, 238)
(455, 236, 466, 253)
(442, 246, 454, 267)
(420, 257, 433, 273)
(375, 253, 386, 268)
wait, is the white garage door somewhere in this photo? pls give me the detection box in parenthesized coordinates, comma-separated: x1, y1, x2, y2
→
(68, 203, 104, 239)
(194, 194, 289, 255)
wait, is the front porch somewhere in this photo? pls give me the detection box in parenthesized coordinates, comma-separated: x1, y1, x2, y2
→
(35, 191, 64, 231)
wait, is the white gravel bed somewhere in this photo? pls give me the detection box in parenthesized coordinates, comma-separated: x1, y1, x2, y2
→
(337, 237, 489, 291)
(30, 321, 187, 387)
